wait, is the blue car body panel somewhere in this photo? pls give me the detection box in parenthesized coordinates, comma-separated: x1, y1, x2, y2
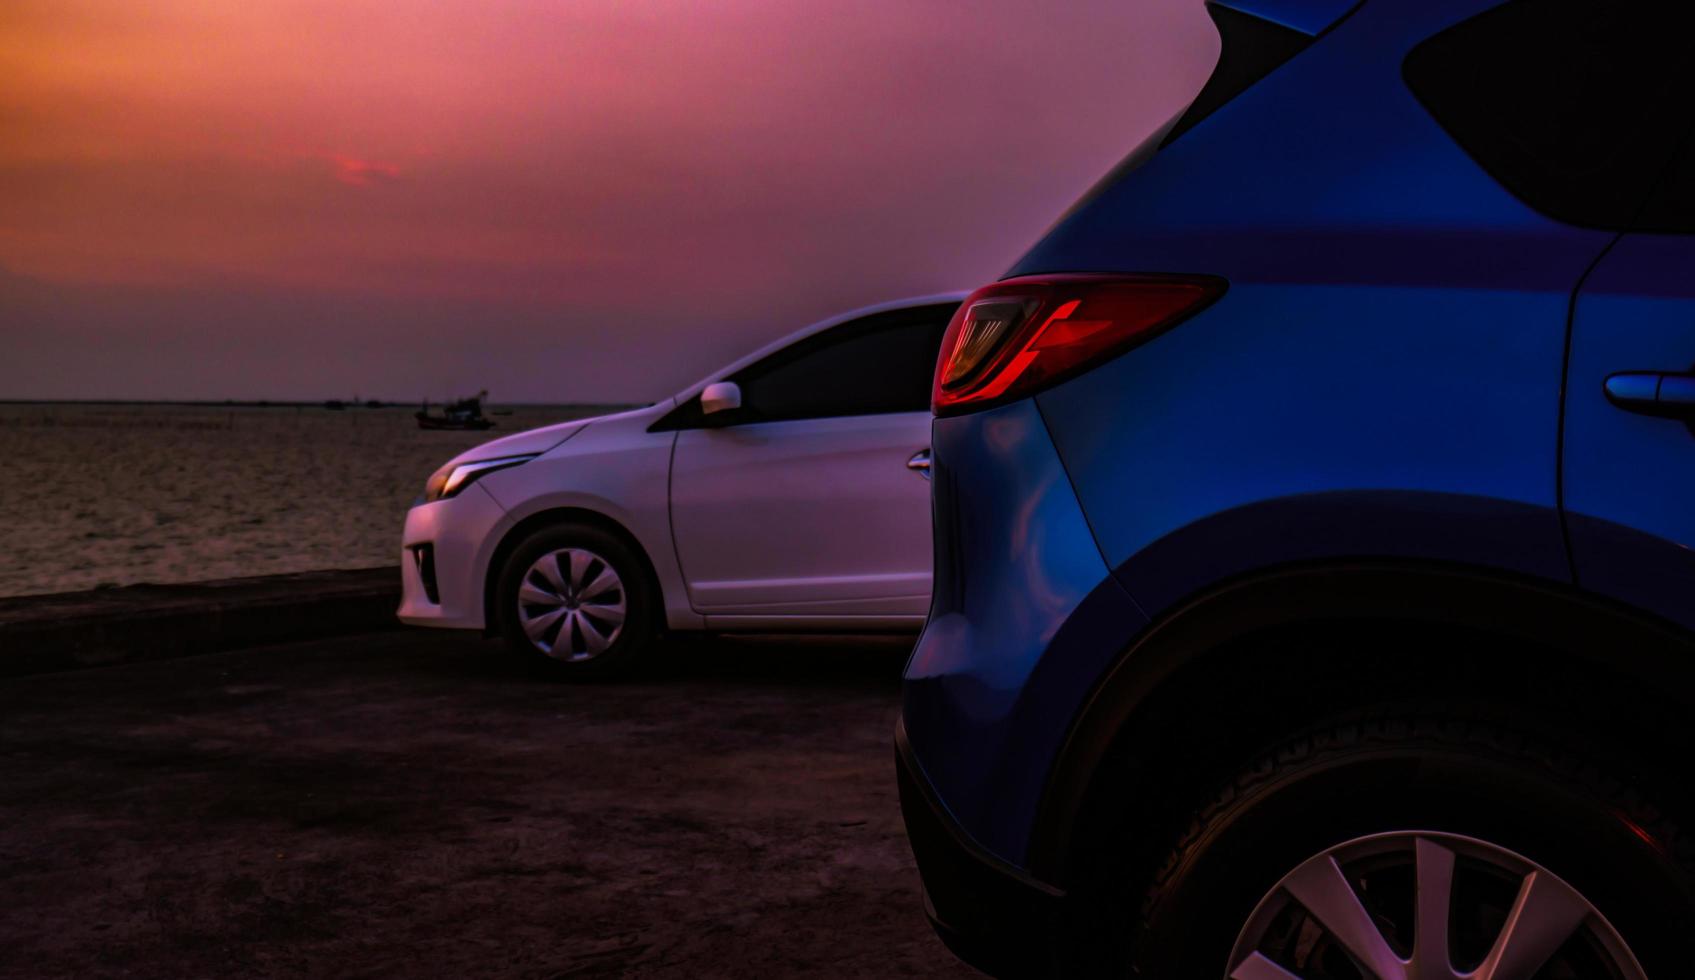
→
(1020, 0, 1610, 612)
(903, 0, 1612, 871)
(904, 401, 1147, 862)
(1565, 233, 1695, 634)
(901, 0, 1695, 914)
(1036, 281, 1575, 618)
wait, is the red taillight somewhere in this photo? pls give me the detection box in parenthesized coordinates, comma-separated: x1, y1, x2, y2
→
(932, 274, 1226, 416)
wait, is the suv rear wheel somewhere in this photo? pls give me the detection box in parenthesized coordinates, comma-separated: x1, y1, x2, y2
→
(1112, 718, 1691, 978)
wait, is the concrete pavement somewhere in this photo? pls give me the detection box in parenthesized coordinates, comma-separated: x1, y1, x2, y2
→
(0, 629, 973, 978)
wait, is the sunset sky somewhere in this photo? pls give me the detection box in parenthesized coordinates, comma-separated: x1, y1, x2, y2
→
(2, 1, 1215, 403)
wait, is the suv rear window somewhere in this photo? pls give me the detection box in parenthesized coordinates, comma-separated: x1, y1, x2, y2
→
(1403, 1, 1695, 231)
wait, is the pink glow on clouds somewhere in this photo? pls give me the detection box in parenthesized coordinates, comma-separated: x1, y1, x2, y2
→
(0, 0, 1217, 401)
(330, 155, 405, 187)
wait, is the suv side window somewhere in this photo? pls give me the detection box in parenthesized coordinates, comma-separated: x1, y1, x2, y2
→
(1636, 127, 1695, 234)
(1403, 2, 1695, 231)
(731, 305, 955, 423)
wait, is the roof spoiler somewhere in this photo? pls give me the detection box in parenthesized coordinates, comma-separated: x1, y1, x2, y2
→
(1209, 0, 1364, 37)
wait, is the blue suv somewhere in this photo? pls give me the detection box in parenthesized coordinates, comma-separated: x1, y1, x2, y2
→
(897, 1, 1695, 976)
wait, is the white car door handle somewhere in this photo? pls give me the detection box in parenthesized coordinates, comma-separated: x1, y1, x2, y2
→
(907, 449, 932, 480)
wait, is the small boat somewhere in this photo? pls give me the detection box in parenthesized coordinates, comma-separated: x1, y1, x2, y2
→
(416, 391, 497, 430)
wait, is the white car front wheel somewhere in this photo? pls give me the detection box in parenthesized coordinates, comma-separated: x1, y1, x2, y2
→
(496, 523, 657, 679)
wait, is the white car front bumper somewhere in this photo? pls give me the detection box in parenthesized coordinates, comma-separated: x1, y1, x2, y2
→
(397, 483, 509, 630)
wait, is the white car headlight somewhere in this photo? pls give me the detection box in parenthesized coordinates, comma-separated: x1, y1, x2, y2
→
(423, 454, 538, 502)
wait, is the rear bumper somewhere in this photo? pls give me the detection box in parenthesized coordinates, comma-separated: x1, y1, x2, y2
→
(902, 401, 1149, 864)
(895, 718, 1064, 978)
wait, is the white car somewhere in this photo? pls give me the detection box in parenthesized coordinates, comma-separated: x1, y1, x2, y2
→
(398, 294, 964, 676)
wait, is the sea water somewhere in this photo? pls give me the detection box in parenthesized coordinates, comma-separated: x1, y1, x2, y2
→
(0, 403, 613, 597)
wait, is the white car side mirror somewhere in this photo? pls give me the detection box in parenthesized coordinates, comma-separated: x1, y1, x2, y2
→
(700, 381, 742, 416)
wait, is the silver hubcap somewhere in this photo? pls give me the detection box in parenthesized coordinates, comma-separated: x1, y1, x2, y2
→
(516, 547, 626, 661)
(1228, 832, 1645, 980)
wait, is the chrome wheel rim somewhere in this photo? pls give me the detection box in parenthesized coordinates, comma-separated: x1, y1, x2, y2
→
(516, 547, 626, 661)
(1227, 831, 1645, 980)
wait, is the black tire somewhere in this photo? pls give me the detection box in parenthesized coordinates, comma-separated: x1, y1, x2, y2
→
(494, 523, 658, 680)
(1076, 718, 1694, 978)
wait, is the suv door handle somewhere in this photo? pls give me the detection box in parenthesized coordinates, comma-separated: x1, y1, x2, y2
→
(1605, 372, 1695, 418)
(907, 449, 932, 480)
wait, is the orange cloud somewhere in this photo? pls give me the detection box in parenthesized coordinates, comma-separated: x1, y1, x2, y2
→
(330, 154, 403, 187)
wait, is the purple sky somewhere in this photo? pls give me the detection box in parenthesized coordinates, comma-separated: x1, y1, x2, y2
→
(3, 1, 1216, 403)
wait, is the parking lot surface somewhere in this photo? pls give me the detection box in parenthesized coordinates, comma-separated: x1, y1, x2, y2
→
(0, 630, 976, 978)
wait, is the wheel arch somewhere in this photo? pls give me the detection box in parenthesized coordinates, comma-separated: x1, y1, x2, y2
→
(481, 507, 668, 638)
(1029, 560, 1695, 885)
